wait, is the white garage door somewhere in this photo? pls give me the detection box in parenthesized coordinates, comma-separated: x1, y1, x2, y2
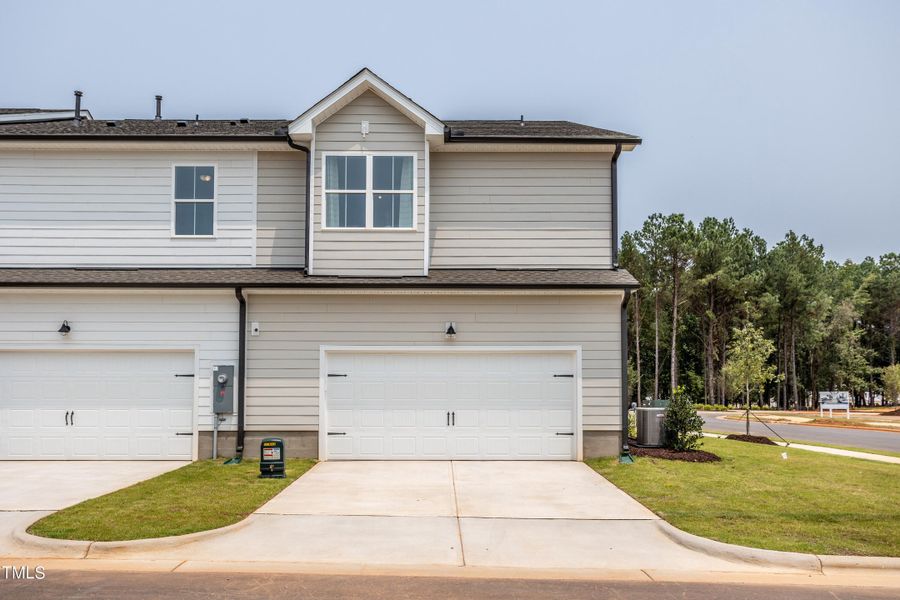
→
(0, 351, 194, 460)
(325, 350, 577, 460)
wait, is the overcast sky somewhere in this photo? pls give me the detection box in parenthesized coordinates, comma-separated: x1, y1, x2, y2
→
(2, 0, 897, 262)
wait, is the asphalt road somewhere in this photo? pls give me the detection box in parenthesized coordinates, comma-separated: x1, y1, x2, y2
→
(0, 571, 896, 600)
(700, 412, 900, 452)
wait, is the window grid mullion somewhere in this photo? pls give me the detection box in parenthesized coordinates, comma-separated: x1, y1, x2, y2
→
(365, 155, 374, 228)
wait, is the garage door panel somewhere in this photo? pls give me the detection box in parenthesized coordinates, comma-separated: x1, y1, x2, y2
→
(325, 350, 577, 461)
(0, 351, 194, 460)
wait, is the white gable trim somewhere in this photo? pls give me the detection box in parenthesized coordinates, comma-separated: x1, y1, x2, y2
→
(289, 69, 444, 141)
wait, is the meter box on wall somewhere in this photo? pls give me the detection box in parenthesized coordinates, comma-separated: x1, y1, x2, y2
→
(212, 365, 235, 414)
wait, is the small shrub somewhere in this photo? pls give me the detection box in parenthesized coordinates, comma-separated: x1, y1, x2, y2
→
(664, 387, 705, 451)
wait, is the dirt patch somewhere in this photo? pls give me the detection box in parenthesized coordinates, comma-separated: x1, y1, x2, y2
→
(725, 434, 778, 446)
(880, 408, 900, 417)
(627, 441, 721, 463)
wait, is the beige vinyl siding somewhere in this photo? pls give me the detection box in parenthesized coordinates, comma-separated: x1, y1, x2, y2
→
(0, 150, 256, 267)
(0, 290, 238, 432)
(429, 152, 613, 268)
(256, 151, 306, 267)
(245, 293, 622, 431)
(312, 91, 426, 276)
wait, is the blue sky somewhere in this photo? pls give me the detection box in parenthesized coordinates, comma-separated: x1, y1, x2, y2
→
(2, 0, 897, 262)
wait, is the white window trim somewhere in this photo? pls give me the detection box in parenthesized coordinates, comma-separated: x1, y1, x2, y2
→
(321, 151, 417, 231)
(171, 163, 218, 238)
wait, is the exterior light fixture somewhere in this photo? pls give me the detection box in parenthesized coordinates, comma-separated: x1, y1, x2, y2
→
(444, 322, 457, 338)
(58, 320, 71, 336)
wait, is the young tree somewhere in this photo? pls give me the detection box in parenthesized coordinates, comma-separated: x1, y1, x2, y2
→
(723, 324, 779, 434)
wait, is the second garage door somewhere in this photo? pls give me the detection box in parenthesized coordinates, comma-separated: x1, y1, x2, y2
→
(0, 350, 194, 460)
(324, 350, 578, 460)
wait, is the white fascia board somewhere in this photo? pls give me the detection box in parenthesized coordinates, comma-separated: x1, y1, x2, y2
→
(289, 69, 444, 139)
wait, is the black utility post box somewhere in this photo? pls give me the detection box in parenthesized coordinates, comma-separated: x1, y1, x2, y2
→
(259, 437, 285, 478)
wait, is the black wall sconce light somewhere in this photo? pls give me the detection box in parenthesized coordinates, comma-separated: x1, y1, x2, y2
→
(444, 321, 457, 338)
(58, 320, 71, 336)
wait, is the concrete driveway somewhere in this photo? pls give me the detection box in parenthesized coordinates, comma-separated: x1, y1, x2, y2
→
(82, 461, 790, 573)
(0, 461, 186, 556)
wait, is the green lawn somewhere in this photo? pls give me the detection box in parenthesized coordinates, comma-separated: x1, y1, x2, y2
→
(704, 431, 900, 459)
(588, 437, 900, 557)
(28, 459, 316, 541)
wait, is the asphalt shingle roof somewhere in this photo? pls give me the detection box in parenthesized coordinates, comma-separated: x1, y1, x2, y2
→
(0, 118, 289, 138)
(0, 268, 638, 289)
(444, 120, 640, 143)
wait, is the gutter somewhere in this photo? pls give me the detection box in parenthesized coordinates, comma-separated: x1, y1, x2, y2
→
(234, 287, 247, 459)
(610, 143, 623, 268)
(285, 135, 311, 274)
(621, 289, 632, 455)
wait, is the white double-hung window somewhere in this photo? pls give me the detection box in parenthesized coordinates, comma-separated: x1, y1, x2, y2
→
(324, 154, 415, 229)
(173, 165, 215, 236)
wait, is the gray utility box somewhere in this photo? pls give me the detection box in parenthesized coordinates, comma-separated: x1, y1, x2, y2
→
(212, 365, 235, 414)
(636, 407, 667, 447)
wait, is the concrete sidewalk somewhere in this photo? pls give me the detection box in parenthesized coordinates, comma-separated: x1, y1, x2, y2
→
(703, 433, 900, 464)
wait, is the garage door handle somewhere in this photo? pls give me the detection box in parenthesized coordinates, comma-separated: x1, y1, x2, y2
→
(556, 432, 574, 436)
(554, 374, 574, 378)
(446, 411, 450, 426)
(328, 432, 347, 436)
(65, 411, 69, 426)
(175, 432, 194, 436)
(327, 373, 348, 378)
(451, 411, 455, 426)
(70, 411, 74, 426)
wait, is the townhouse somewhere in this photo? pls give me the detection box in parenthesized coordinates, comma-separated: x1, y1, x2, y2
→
(0, 69, 640, 461)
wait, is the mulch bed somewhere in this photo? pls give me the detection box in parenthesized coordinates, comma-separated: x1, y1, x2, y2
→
(725, 434, 778, 446)
(626, 440, 721, 463)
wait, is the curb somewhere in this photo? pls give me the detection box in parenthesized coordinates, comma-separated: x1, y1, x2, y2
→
(654, 520, 822, 572)
(819, 555, 900, 571)
(13, 513, 258, 558)
(656, 520, 900, 573)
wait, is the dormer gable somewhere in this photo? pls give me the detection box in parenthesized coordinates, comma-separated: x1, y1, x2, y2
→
(288, 68, 444, 144)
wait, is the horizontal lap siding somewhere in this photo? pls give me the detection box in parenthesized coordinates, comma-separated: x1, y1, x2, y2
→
(245, 293, 622, 431)
(0, 291, 238, 431)
(0, 150, 255, 267)
(256, 152, 306, 267)
(429, 153, 613, 268)
(312, 91, 425, 276)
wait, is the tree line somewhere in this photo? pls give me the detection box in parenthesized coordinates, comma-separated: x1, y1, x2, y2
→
(620, 214, 899, 408)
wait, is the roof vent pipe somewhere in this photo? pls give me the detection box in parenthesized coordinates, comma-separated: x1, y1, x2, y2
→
(155, 95, 162, 120)
(73, 90, 83, 125)
(520, 114, 524, 126)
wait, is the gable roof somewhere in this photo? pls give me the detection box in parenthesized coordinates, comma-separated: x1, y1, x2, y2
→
(288, 68, 445, 141)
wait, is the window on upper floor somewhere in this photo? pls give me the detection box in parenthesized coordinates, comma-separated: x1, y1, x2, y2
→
(173, 165, 215, 236)
(324, 154, 414, 229)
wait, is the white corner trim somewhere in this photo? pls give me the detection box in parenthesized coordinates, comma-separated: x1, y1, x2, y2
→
(307, 131, 316, 274)
(251, 151, 258, 267)
(423, 137, 430, 275)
